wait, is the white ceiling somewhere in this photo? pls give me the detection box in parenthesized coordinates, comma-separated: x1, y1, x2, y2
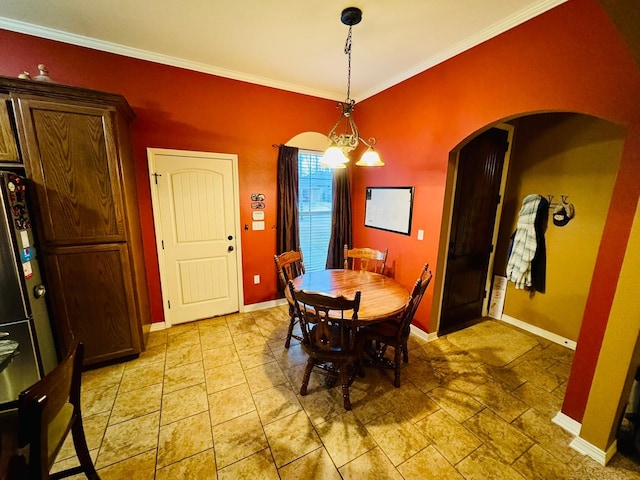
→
(0, 0, 566, 101)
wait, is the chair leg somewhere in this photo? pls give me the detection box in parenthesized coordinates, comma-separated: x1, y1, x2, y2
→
(402, 340, 409, 363)
(284, 305, 296, 349)
(300, 359, 314, 396)
(71, 418, 100, 479)
(394, 346, 403, 388)
(340, 367, 352, 410)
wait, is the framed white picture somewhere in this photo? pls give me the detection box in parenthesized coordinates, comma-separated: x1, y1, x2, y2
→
(364, 186, 414, 235)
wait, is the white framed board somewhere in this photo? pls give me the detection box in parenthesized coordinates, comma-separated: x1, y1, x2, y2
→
(364, 186, 414, 235)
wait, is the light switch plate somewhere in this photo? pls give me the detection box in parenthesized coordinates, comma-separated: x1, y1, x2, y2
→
(252, 221, 265, 231)
(417, 229, 424, 240)
(252, 211, 264, 220)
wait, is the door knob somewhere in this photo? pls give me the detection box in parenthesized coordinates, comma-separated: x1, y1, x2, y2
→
(228, 235, 233, 240)
(228, 246, 234, 252)
(34, 284, 46, 298)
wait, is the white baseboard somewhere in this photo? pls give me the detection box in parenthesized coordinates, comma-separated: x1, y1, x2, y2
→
(570, 436, 617, 466)
(410, 324, 438, 342)
(149, 322, 167, 332)
(552, 411, 581, 436)
(500, 314, 577, 350)
(243, 298, 288, 312)
(148, 298, 287, 331)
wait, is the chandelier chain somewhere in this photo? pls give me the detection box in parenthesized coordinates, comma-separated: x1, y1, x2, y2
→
(344, 25, 353, 102)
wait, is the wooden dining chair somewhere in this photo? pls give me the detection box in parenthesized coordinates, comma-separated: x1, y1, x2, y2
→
(274, 247, 306, 348)
(363, 264, 432, 387)
(288, 281, 363, 410)
(7, 342, 100, 479)
(343, 244, 388, 274)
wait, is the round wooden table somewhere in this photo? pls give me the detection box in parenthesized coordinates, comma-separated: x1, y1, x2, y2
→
(290, 269, 409, 323)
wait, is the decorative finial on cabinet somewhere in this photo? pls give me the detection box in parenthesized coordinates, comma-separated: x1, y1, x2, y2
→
(18, 71, 32, 80)
(33, 64, 54, 83)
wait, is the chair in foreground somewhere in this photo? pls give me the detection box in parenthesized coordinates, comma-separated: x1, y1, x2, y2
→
(288, 282, 362, 410)
(364, 264, 432, 387)
(343, 245, 388, 274)
(274, 248, 306, 348)
(8, 343, 99, 479)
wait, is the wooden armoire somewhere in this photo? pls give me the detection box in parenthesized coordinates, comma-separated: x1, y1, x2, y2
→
(0, 76, 150, 366)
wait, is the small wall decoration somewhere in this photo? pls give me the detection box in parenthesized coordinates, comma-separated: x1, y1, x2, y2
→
(548, 195, 575, 227)
(251, 193, 265, 209)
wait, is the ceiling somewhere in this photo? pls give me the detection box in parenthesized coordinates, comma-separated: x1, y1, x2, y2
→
(0, 0, 567, 101)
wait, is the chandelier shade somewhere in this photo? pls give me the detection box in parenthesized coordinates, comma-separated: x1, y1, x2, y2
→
(321, 7, 384, 168)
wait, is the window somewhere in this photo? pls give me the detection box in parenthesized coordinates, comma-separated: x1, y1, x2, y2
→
(298, 150, 333, 271)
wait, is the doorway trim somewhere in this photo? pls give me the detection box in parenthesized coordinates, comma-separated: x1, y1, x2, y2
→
(430, 123, 514, 334)
(147, 147, 244, 328)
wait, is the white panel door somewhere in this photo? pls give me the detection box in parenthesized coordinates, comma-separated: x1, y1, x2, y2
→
(149, 149, 241, 326)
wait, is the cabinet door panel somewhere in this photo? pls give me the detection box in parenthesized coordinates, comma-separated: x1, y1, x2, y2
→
(0, 96, 19, 162)
(45, 243, 140, 365)
(18, 99, 125, 244)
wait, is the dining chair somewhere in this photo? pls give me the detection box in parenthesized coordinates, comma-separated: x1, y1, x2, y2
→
(274, 247, 306, 348)
(288, 281, 363, 410)
(343, 244, 388, 274)
(364, 264, 432, 387)
(7, 342, 100, 479)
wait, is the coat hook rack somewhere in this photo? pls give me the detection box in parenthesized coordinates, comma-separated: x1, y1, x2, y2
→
(547, 194, 570, 209)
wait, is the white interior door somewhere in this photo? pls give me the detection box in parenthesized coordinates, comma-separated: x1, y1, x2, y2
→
(148, 148, 242, 326)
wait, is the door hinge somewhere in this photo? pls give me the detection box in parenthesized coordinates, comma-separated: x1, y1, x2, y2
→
(168, 300, 171, 309)
(151, 172, 162, 184)
(483, 290, 488, 299)
(161, 240, 164, 249)
(497, 194, 501, 204)
(489, 244, 494, 253)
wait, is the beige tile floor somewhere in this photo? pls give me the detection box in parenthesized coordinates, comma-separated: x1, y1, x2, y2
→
(54, 305, 640, 479)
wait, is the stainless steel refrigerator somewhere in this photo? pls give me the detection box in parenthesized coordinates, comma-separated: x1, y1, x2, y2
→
(0, 171, 57, 407)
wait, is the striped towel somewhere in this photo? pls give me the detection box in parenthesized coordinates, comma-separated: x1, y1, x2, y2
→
(507, 194, 541, 289)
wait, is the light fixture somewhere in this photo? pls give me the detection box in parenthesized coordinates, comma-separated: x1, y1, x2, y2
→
(321, 7, 384, 168)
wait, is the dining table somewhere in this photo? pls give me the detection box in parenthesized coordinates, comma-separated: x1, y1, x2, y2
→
(290, 268, 409, 323)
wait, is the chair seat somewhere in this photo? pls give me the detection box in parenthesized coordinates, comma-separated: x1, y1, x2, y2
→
(363, 319, 403, 343)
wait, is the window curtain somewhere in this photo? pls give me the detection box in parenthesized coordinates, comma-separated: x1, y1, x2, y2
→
(276, 145, 300, 254)
(326, 167, 352, 268)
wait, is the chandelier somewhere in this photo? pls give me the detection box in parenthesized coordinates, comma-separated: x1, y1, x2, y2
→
(321, 7, 384, 168)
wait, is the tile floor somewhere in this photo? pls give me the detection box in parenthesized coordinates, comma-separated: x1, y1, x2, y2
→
(53, 305, 640, 479)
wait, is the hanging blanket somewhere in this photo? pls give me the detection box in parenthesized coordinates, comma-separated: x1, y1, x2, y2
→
(507, 194, 542, 289)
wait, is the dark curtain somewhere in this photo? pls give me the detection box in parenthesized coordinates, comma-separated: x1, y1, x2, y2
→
(276, 145, 299, 254)
(326, 167, 352, 268)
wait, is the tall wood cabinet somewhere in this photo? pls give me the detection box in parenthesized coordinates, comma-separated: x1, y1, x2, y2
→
(0, 76, 150, 366)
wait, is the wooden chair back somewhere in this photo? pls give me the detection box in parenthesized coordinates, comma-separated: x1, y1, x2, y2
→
(288, 283, 361, 358)
(274, 247, 306, 287)
(12, 343, 98, 479)
(343, 245, 388, 274)
(397, 264, 433, 339)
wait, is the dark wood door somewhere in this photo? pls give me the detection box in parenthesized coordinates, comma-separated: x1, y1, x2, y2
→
(440, 127, 509, 334)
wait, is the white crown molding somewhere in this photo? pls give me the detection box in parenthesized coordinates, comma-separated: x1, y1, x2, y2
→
(359, 0, 568, 100)
(0, 17, 342, 101)
(0, 1, 566, 102)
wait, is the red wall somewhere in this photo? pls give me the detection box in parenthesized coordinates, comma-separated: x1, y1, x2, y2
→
(1, 0, 638, 423)
(0, 29, 337, 322)
(350, 0, 640, 422)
